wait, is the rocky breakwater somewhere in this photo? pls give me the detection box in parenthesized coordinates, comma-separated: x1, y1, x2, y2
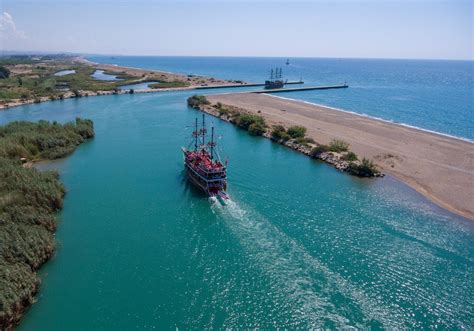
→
(188, 95, 382, 178)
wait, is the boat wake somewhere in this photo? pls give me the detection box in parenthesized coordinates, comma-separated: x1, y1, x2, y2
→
(209, 197, 405, 328)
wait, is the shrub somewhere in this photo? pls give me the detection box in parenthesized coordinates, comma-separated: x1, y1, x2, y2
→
(310, 144, 330, 157)
(248, 122, 266, 136)
(0, 65, 10, 79)
(271, 125, 290, 141)
(295, 137, 315, 146)
(347, 158, 379, 177)
(187, 95, 210, 108)
(287, 126, 306, 139)
(342, 151, 358, 161)
(217, 107, 230, 117)
(329, 139, 349, 152)
(236, 113, 265, 130)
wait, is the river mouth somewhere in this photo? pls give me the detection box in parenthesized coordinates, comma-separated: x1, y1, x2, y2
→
(2, 91, 471, 330)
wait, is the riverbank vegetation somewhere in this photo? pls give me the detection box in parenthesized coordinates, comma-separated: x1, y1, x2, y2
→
(148, 80, 189, 89)
(271, 125, 314, 146)
(347, 158, 379, 177)
(310, 139, 379, 176)
(0, 118, 94, 330)
(0, 66, 10, 79)
(234, 113, 266, 135)
(0, 55, 198, 107)
(0, 56, 135, 103)
(187, 95, 210, 108)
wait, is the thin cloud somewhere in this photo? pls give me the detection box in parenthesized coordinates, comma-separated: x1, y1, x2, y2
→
(0, 12, 27, 39)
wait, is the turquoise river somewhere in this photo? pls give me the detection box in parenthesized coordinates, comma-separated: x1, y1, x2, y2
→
(0, 87, 473, 329)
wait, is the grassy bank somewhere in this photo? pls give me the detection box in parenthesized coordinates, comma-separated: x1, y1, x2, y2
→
(0, 55, 191, 105)
(0, 56, 140, 102)
(0, 118, 94, 330)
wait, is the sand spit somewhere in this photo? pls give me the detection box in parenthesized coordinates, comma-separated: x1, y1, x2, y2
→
(205, 93, 474, 220)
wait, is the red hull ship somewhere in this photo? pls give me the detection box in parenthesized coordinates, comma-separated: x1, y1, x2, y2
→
(182, 115, 229, 200)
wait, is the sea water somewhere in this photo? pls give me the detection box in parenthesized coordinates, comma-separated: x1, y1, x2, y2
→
(87, 55, 474, 140)
(0, 88, 472, 329)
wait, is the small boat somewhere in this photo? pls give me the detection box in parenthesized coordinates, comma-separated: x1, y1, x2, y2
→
(286, 58, 290, 65)
(182, 115, 229, 199)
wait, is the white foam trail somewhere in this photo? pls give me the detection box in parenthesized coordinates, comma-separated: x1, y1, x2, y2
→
(211, 198, 406, 328)
(265, 94, 474, 143)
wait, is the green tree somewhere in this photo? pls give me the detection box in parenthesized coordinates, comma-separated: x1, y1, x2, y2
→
(271, 125, 290, 141)
(248, 122, 266, 136)
(0, 66, 10, 79)
(287, 126, 306, 139)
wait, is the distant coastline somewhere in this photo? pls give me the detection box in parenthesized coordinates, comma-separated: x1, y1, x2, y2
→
(0, 55, 246, 110)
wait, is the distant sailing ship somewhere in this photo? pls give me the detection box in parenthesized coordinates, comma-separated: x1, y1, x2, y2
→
(286, 58, 290, 65)
(182, 115, 229, 200)
(265, 67, 286, 89)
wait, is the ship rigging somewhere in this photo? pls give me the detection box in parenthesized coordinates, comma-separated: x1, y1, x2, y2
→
(182, 115, 229, 200)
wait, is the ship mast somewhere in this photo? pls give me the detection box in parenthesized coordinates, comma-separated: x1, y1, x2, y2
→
(202, 114, 206, 147)
(210, 126, 214, 159)
(194, 117, 198, 150)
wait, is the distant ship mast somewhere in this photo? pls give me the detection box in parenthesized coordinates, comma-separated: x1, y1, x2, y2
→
(265, 67, 285, 89)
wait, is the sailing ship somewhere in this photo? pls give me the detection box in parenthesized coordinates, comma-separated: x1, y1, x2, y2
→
(286, 58, 290, 65)
(264, 67, 286, 89)
(182, 115, 229, 200)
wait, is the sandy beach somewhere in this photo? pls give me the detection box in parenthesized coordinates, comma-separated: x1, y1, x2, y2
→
(206, 93, 474, 220)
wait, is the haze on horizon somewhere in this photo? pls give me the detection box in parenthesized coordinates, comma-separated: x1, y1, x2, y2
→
(0, 0, 472, 60)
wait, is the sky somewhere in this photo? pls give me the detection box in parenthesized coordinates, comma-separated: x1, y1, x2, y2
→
(0, 0, 472, 60)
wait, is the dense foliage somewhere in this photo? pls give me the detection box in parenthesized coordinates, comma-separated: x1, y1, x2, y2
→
(347, 158, 379, 177)
(0, 66, 10, 79)
(271, 125, 291, 141)
(187, 95, 210, 108)
(0, 118, 94, 330)
(235, 113, 265, 130)
(287, 126, 306, 139)
(310, 144, 330, 157)
(248, 122, 266, 136)
(0, 118, 94, 160)
(342, 151, 358, 161)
